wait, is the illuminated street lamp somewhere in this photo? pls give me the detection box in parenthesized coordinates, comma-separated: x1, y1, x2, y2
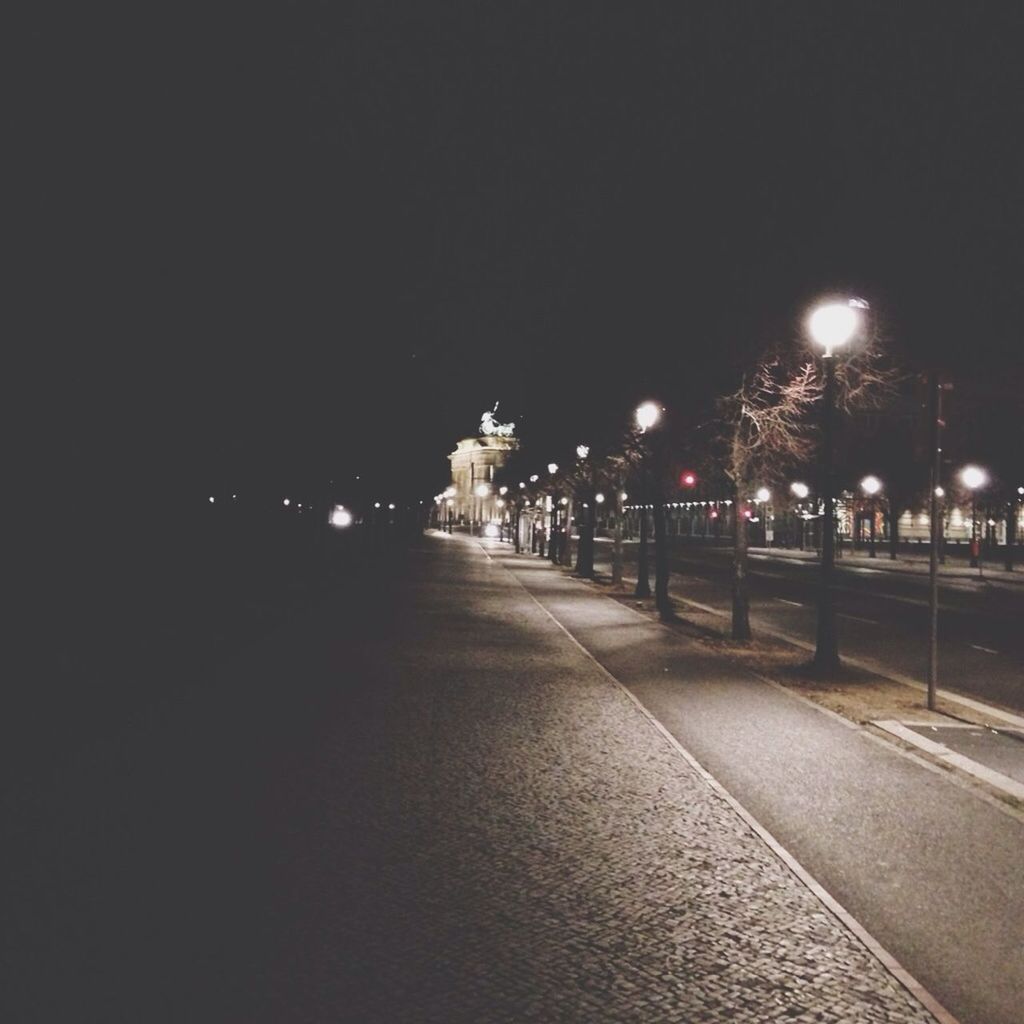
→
(543, 466, 563, 561)
(595, 492, 605, 503)
(635, 401, 660, 432)
(790, 482, 810, 549)
(330, 505, 353, 528)
(754, 487, 772, 547)
(960, 464, 988, 569)
(576, 444, 590, 459)
(860, 475, 882, 557)
(808, 299, 863, 673)
(633, 401, 666, 607)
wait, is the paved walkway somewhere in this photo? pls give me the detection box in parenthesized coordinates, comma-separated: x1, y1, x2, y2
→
(250, 532, 947, 1023)
(493, 537, 1023, 1024)
(18, 532, 1017, 1022)
(747, 545, 1024, 587)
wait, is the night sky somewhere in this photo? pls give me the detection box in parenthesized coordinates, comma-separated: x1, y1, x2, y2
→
(20, 3, 1024, 513)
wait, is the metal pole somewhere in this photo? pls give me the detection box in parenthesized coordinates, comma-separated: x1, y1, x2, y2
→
(813, 356, 840, 673)
(635, 451, 651, 598)
(970, 494, 981, 572)
(927, 370, 940, 710)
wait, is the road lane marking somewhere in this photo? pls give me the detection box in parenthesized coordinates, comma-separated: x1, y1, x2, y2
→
(839, 613, 879, 625)
(970, 644, 999, 655)
(776, 598, 803, 607)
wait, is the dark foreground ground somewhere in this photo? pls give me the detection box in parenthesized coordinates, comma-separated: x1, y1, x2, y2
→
(8, 529, 1020, 1023)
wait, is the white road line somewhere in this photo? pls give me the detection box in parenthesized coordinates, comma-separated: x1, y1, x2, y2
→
(839, 613, 879, 625)
(776, 598, 803, 607)
(970, 644, 999, 655)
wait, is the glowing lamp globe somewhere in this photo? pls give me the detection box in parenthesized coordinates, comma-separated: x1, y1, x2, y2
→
(756, 487, 771, 503)
(960, 465, 987, 491)
(576, 445, 590, 459)
(790, 482, 809, 499)
(635, 402, 660, 431)
(860, 475, 882, 496)
(808, 303, 859, 356)
(474, 484, 490, 497)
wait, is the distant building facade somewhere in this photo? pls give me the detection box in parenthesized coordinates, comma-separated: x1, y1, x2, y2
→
(446, 407, 519, 525)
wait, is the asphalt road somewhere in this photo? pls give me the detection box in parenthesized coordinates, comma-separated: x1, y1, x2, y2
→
(594, 540, 1024, 711)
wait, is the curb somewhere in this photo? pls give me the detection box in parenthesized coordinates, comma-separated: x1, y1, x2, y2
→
(872, 721, 1024, 803)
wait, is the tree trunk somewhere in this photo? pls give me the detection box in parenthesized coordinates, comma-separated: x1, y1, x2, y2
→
(612, 483, 624, 586)
(731, 484, 752, 641)
(1006, 501, 1017, 572)
(887, 501, 899, 560)
(653, 492, 671, 619)
(561, 497, 575, 566)
(635, 503, 651, 598)
(575, 490, 595, 578)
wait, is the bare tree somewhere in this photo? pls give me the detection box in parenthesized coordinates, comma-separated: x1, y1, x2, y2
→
(717, 355, 820, 640)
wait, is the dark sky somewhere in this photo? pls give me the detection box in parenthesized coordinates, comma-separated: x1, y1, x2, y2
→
(20, 3, 1024, 508)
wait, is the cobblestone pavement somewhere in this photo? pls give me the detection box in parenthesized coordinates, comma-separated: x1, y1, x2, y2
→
(255, 535, 939, 1023)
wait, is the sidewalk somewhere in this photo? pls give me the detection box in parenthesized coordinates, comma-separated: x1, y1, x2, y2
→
(748, 544, 1024, 586)
(487, 536, 1024, 1024)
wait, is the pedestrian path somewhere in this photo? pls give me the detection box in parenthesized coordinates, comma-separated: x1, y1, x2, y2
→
(486, 536, 1024, 1024)
(285, 532, 943, 1024)
(747, 545, 1024, 586)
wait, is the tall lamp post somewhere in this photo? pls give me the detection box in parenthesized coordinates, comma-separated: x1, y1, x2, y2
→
(443, 486, 456, 532)
(755, 487, 771, 547)
(808, 301, 861, 674)
(860, 475, 882, 558)
(634, 402, 660, 599)
(790, 482, 810, 550)
(474, 482, 490, 537)
(960, 465, 987, 572)
(575, 444, 595, 577)
(547, 463, 559, 563)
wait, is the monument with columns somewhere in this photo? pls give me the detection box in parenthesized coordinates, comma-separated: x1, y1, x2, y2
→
(446, 405, 519, 527)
